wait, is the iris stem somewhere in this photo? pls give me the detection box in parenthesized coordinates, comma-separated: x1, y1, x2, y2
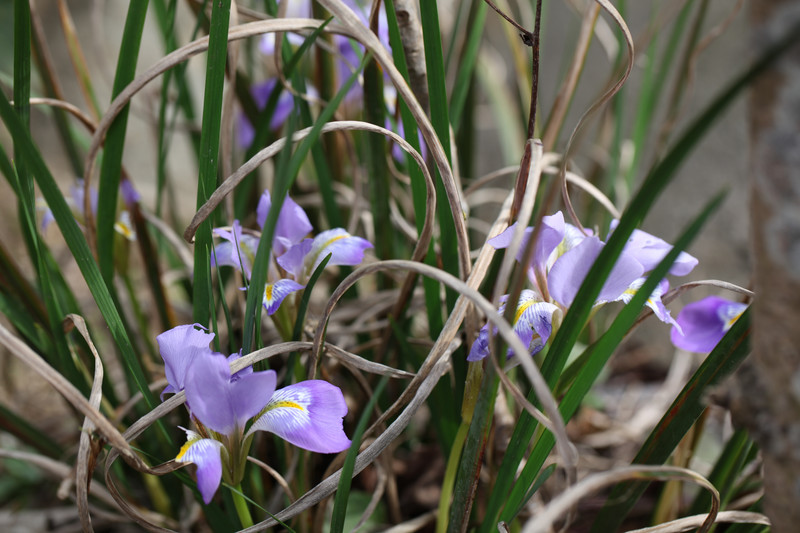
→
(232, 484, 254, 528)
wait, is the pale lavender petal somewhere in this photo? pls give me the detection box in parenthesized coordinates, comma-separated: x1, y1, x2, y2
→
(71, 180, 98, 217)
(255, 190, 313, 255)
(175, 429, 224, 504)
(489, 213, 566, 275)
(306, 228, 373, 272)
(184, 353, 276, 435)
(670, 296, 747, 353)
(608, 220, 699, 276)
(156, 324, 216, 397)
(263, 279, 305, 315)
(277, 238, 313, 279)
(548, 236, 644, 307)
(226, 351, 252, 380)
(614, 278, 678, 328)
(247, 380, 350, 453)
(211, 221, 260, 279)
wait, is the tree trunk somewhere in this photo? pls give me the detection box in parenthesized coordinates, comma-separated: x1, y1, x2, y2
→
(739, 2, 800, 531)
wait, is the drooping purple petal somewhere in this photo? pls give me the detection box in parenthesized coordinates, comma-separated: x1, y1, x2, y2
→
(256, 190, 313, 256)
(608, 220, 699, 276)
(467, 323, 491, 362)
(175, 428, 224, 504)
(512, 291, 561, 357)
(613, 278, 678, 328)
(670, 296, 747, 353)
(263, 279, 305, 315)
(306, 228, 373, 272)
(246, 380, 350, 453)
(184, 353, 276, 435)
(157, 324, 216, 398)
(212, 221, 260, 279)
(548, 236, 644, 307)
(466, 290, 559, 362)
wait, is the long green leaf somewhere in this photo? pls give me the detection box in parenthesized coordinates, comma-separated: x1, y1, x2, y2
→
(97, 1, 149, 285)
(192, 0, 231, 326)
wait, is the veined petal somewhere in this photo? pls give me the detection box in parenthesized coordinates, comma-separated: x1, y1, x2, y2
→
(548, 236, 644, 307)
(670, 296, 747, 353)
(306, 228, 373, 273)
(512, 291, 561, 357)
(614, 278, 678, 328)
(466, 290, 559, 362)
(247, 380, 350, 454)
(608, 220, 699, 276)
(175, 428, 224, 504)
(263, 279, 305, 315)
(256, 191, 313, 255)
(157, 324, 216, 397)
(212, 221, 259, 279)
(184, 353, 276, 435)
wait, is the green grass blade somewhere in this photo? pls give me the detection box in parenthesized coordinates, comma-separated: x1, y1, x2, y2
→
(330, 376, 389, 533)
(0, 90, 163, 418)
(687, 428, 753, 516)
(291, 253, 332, 342)
(449, 0, 487, 132)
(192, 0, 231, 327)
(96, 1, 149, 285)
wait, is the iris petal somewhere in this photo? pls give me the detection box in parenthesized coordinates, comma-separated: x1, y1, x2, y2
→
(212, 221, 259, 279)
(467, 290, 559, 362)
(263, 279, 305, 315)
(184, 353, 276, 435)
(548, 236, 644, 307)
(256, 191, 313, 256)
(247, 381, 351, 454)
(157, 324, 216, 398)
(670, 296, 747, 353)
(175, 429, 224, 504)
(608, 220, 699, 276)
(614, 278, 679, 329)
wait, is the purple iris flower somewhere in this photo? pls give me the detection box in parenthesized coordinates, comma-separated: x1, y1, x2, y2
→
(473, 212, 695, 361)
(159, 324, 351, 504)
(468, 290, 561, 362)
(670, 296, 747, 352)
